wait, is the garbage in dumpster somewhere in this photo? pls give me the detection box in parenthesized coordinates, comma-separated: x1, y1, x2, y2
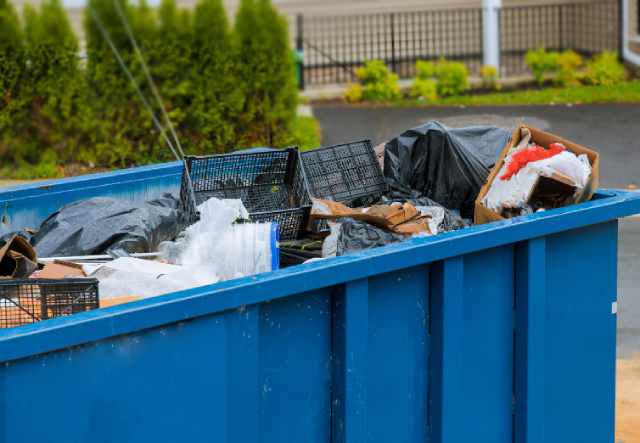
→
(32, 192, 190, 258)
(83, 258, 210, 301)
(383, 120, 511, 220)
(0, 236, 38, 279)
(476, 124, 599, 225)
(0, 278, 99, 329)
(181, 147, 312, 240)
(309, 198, 433, 235)
(157, 197, 279, 281)
(0, 230, 35, 250)
(323, 217, 412, 257)
(39, 262, 86, 279)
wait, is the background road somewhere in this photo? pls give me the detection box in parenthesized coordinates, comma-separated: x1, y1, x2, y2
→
(314, 103, 640, 357)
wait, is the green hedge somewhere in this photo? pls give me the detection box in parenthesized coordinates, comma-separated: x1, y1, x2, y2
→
(0, 0, 298, 175)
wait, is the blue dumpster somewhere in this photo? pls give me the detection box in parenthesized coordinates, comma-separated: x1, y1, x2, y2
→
(0, 163, 638, 443)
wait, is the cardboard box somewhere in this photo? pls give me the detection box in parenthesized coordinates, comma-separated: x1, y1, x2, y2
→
(475, 124, 599, 226)
(0, 236, 38, 278)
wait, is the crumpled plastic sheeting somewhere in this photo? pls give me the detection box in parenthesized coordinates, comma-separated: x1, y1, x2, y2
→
(84, 257, 220, 300)
(32, 192, 190, 258)
(334, 217, 411, 256)
(384, 120, 511, 219)
(483, 150, 592, 212)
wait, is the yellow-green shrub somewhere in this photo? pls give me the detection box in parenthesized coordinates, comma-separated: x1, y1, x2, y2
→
(435, 57, 469, 96)
(525, 47, 558, 84)
(584, 52, 625, 85)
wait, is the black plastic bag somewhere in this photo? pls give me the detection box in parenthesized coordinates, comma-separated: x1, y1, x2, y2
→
(32, 193, 191, 257)
(384, 121, 510, 219)
(0, 231, 34, 249)
(336, 217, 411, 256)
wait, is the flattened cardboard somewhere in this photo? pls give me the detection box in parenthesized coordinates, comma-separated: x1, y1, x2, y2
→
(0, 236, 38, 278)
(100, 296, 140, 309)
(474, 123, 599, 225)
(309, 199, 428, 234)
(39, 263, 86, 279)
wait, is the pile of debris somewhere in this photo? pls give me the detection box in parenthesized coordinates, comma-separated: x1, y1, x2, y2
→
(0, 121, 598, 328)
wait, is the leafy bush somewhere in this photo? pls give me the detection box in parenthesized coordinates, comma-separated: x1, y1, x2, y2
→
(584, 52, 625, 86)
(189, 0, 244, 154)
(343, 83, 363, 103)
(353, 60, 402, 102)
(235, 0, 298, 148)
(481, 65, 501, 90)
(409, 79, 437, 100)
(415, 60, 436, 79)
(525, 47, 558, 84)
(435, 57, 469, 96)
(555, 49, 583, 87)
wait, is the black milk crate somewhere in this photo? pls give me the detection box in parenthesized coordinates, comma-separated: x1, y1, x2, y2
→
(0, 278, 99, 329)
(300, 139, 389, 208)
(181, 147, 312, 240)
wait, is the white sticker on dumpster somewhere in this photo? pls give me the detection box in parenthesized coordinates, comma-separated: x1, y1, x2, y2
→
(612, 302, 617, 315)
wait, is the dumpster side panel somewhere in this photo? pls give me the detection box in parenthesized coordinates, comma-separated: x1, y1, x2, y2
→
(543, 221, 617, 443)
(366, 266, 430, 443)
(430, 246, 515, 443)
(515, 221, 617, 443)
(1, 310, 239, 443)
(0, 166, 182, 235)
(258, 289, 332, 443)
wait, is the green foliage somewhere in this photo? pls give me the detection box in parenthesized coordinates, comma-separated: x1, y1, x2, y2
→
(525, 47, 558, 84)
(435, 57, 469, 97)
(414, 60, 436, 79)
(235, 0, 297, 147)
(2, 0, 303, 174)
(409, 79, 438, 100)
(189, 0, 244, 154)
(584, 52, 625, 86)
(273, 116, 321, 151)
(343, 83, 364, 103)
(352, 60, 402, 102)
(554, 50, 583, 87)
(481, 65, 501, 90)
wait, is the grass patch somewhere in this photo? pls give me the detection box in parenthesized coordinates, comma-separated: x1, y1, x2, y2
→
(288, 116, 322, 151)
(396, 80, 640, 106)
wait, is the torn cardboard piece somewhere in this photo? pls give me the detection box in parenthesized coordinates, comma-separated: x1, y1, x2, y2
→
(475, 123, 599, 225)
(309, 199, 431, 235)
(39, 263, 86, 279)
(0, 236, 38, 279)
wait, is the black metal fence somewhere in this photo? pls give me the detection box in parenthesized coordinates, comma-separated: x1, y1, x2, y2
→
(297, 1, 621, 88)
(500, 2, 621, 76)
(297, 8, 483, 88)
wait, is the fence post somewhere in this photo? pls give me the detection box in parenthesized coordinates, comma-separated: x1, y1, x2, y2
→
(619, 0, 625, 63)
(297, 14, 305, 91)
(482, 0, 501, 73)
(390, 13, 396, 73)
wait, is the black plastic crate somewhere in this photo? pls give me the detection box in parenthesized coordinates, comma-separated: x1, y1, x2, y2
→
(181, 147, 312, 240)
(300, 139, 389, 208)
(0, 278, 99, 329)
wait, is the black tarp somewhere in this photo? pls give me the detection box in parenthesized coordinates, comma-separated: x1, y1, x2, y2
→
(32, 193, 191, 257)
(384, 121, 510, 219)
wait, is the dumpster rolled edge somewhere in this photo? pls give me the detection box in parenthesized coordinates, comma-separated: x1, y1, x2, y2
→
(0, 189, 637, 363)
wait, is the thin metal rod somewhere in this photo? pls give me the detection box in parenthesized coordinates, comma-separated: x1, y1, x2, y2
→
(87, 4, 180, 161)
(112, 0, 184, 158)
(38, 252, 161, 263)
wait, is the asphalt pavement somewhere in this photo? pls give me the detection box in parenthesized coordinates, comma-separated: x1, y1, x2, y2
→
(314, 103, 640, 357)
